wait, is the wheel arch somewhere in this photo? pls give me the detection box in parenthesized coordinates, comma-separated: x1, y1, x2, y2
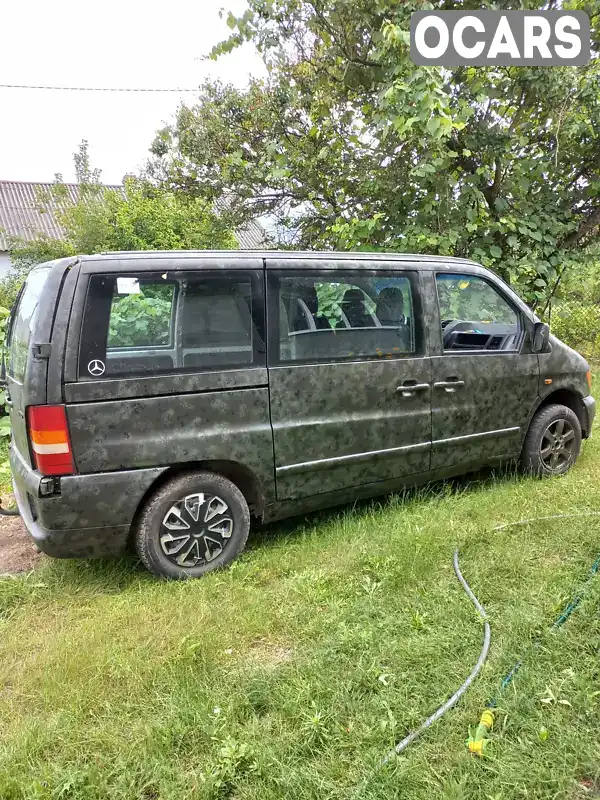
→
(129, 460, 266, 546)
(529, 388, 590, 438)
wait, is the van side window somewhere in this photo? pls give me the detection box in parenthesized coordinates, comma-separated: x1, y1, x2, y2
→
(272, 272, 418, 364)
(436, 273, 521, 352)
(78, 272, 263, 379)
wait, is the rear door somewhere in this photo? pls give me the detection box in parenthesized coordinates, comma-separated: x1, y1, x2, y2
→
(429, 269, 539, 470)
(5, 262, 75, 467)
(267, 258, 432, 500)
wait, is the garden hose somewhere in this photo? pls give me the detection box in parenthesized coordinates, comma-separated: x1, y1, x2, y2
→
(466, 511, 600, 756)
(0, 499, 19, 516)
(381, 511, 600, 766)
(382, 549, 491, 762)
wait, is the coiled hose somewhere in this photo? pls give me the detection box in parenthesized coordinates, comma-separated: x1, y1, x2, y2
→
(0, 500, 19, 516)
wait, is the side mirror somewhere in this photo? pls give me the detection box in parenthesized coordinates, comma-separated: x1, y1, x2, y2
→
(532, 321, 550, 353)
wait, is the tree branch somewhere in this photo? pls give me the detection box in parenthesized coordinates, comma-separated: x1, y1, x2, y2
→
(563, 206, 600, 248)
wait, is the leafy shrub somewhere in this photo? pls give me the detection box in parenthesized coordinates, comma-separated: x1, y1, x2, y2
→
(108, 290, 174, 348)
(0, 271, 28, 312)
(315, 282, 350, 328)
(549, 301, 600, 358)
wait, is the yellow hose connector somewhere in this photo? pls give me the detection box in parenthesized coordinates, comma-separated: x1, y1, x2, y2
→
(468, 709, 494, 755)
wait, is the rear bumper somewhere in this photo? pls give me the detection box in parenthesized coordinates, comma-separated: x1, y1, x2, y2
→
(583, 394, 596, 437)
(9, 445, 167, 559)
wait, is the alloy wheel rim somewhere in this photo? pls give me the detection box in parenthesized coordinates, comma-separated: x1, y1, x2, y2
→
(159, 493, 234, 568)
(540, 418, 576, 472)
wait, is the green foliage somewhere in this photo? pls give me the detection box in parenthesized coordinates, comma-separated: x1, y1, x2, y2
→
(549, 302, 600, 360)
(437, 275, 517, 325)
(56, 176, 238, 255)
(108, 289, 174, 348)
(543, 251, 600, 358)
(314, 282, 349, 328)
(5, 142, 238, 304)
(150, 0, 600, 309)
(7, 235, 73, 275)
(0, 237, 72, 310)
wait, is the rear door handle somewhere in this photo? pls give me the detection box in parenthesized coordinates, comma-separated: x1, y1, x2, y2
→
(434, 379, 465, 393)
(396, 382, 430, 397)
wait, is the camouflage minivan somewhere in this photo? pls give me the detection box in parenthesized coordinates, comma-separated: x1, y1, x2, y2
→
(4, 251, 595, 578)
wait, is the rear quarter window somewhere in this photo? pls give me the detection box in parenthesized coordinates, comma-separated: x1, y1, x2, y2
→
(78, 271, 264, 379)
(6, 267, 51, 381)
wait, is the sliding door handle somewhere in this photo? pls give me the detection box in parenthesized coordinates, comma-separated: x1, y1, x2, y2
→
(434, 379, 465, 393)
(396, 382, 430, 397)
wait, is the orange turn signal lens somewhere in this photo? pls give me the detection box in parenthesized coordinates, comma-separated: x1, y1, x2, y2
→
(587, 370, 593, 391)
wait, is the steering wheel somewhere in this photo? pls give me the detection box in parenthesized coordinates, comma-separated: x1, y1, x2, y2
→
(442, 319, 467, 348)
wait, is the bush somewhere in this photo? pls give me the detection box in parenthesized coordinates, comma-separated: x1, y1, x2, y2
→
(108, 291, 173, 348)
(549, 301, 600, 359)
(0, 273, 25, 311)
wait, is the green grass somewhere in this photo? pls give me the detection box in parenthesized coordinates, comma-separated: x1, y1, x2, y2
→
(2, 439, 600, 798)
(0, 437, 12, 498)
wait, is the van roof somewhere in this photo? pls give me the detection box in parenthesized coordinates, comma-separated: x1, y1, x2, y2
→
(75, 250, 480, 268)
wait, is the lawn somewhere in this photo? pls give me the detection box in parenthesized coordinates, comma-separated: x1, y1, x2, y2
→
(1, 434, 600, 799)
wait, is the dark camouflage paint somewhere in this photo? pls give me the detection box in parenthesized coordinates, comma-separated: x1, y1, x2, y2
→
(10, 443, 164, 555)
(7, 257, 77, 467)
(6, 251, 596, 561)
(539, 335, 591, 404)
(429, 352, 539, 469)
(65, 367, 267, 403)
(262, 451, 510, 524)
(46, 262, 80, 405)
(269, 358, 431, 500)
(419, 264, 561, 469)
(66, 388, 275, 501)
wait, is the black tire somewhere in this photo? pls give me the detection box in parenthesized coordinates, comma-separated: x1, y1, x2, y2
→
(135, 471, 250, 579)
(521, 403, 582, 477)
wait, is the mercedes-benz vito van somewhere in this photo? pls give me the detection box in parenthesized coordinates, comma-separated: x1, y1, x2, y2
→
(4, 251, 595, 578)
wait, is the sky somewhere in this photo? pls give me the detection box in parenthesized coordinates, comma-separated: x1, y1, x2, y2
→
(0, 0, 263, 185)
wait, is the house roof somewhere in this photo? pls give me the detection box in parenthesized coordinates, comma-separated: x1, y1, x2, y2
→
(0, 180, 266, 252)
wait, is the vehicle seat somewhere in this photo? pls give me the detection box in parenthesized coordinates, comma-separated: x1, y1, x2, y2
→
(376, 287, 412, 351)
(376, 288, 404, 325)
(342, 289, 372, 328)
(182, 285, 252, 366)
(301, 285, 331, 330)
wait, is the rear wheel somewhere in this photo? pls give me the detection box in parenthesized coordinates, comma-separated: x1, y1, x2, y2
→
(521, 403, 581, 477)
(135, 471, 250, 579)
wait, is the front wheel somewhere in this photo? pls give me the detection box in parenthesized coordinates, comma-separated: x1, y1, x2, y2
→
(521, 403, 582, 477)
(135, 471, 250, 579)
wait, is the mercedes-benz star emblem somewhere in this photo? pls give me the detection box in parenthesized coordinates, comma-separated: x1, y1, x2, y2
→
(87, 359, 106, 377)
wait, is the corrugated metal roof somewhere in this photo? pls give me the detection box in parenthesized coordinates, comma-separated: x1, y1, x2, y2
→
(0, 180, 266, 251)
(232, 220, 268, 249)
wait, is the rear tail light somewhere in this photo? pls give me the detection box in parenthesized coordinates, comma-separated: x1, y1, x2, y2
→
(27, 405, 75, 476)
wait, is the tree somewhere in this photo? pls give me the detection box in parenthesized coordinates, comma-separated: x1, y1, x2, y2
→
(149, 0, 600, 307)
(8, 142, 237, 288)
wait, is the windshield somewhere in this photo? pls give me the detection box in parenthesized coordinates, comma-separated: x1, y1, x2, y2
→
(6, 267, 51, 382)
